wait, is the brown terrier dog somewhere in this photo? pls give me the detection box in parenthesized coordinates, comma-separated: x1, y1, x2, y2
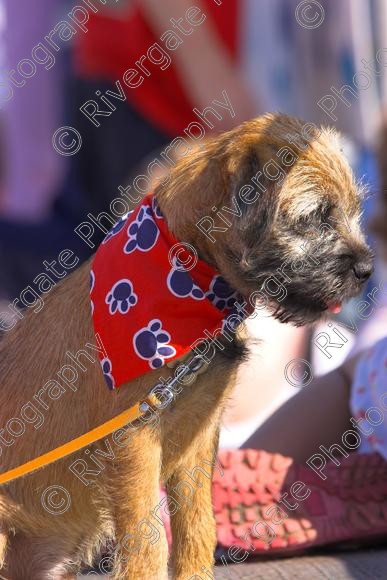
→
(0, 114, 373, 579)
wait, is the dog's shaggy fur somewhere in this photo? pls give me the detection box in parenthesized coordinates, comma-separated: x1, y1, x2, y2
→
(0, 114, 373, 579)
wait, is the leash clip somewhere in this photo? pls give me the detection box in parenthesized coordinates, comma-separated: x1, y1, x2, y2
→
(140, 354, 206, 414)
(146, 382, 175, 410)
(187, 355, 206, 373)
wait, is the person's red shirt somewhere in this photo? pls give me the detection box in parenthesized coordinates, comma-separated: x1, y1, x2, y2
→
(74, 1, 238, 136)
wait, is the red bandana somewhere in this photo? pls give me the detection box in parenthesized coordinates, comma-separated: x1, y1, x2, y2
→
(90, 195, 245, 390)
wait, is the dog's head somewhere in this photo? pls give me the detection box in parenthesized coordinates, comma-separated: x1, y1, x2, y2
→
(157, 114, 373, 325)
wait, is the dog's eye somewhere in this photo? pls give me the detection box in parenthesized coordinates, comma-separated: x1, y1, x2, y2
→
(312, 202, 335, 225)
(298, 203, 331, 225)
(317, 202, 332, 220)
(339, 253, 353, 262)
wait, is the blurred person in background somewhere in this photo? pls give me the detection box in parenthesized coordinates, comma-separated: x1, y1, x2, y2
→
(73, 0, 256, 213)
(1, 0, 64, 224)
(0, 0, 90, 301)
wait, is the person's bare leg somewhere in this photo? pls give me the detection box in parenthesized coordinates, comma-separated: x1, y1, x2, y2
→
(242, 365, 352, 462)
(223, 315, 307, 426)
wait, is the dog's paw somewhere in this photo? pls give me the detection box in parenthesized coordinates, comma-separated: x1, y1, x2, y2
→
(167, 257, 205, 300)
(124, 206, 159, 253)
(207, 275, 239, 310)
(103, 213, 131, 244)
(101, 357, 115, 390)
(134, 319, 176, 369)
(105, 279, 138, 314)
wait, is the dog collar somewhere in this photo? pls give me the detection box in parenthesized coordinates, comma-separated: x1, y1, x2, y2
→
(91, 194, 246, 390)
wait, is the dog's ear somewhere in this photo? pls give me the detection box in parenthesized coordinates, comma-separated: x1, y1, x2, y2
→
(226, 147, 281, 248)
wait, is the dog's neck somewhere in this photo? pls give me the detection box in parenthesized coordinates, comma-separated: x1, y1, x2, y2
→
(154, 197, 221, 270)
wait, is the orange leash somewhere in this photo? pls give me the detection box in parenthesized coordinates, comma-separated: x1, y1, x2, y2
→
(0, 352, 206, 486)
(0, 394, 160, 486)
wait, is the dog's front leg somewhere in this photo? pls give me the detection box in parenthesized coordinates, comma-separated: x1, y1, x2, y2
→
(166, 424, 220, 580)
(109, 427, 168, 580)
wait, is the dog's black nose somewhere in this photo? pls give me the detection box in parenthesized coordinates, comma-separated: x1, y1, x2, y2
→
(352, 261, 373, 281)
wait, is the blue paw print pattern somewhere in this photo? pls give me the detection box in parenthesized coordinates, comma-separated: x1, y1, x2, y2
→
(101, 357, 115, 390)
(221, 305, 244, 334)
(152, 196, 164, 220)
(207, 275, 239, 311)
(134, 319, 176, 370)
(90, 270, 96, 292)
(106, 279, 138, 315)
(124, 206, 159, 254)
(167, 257, 205, 300)
(90, 270, 96, 314)
(102, 213, 131, 245)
